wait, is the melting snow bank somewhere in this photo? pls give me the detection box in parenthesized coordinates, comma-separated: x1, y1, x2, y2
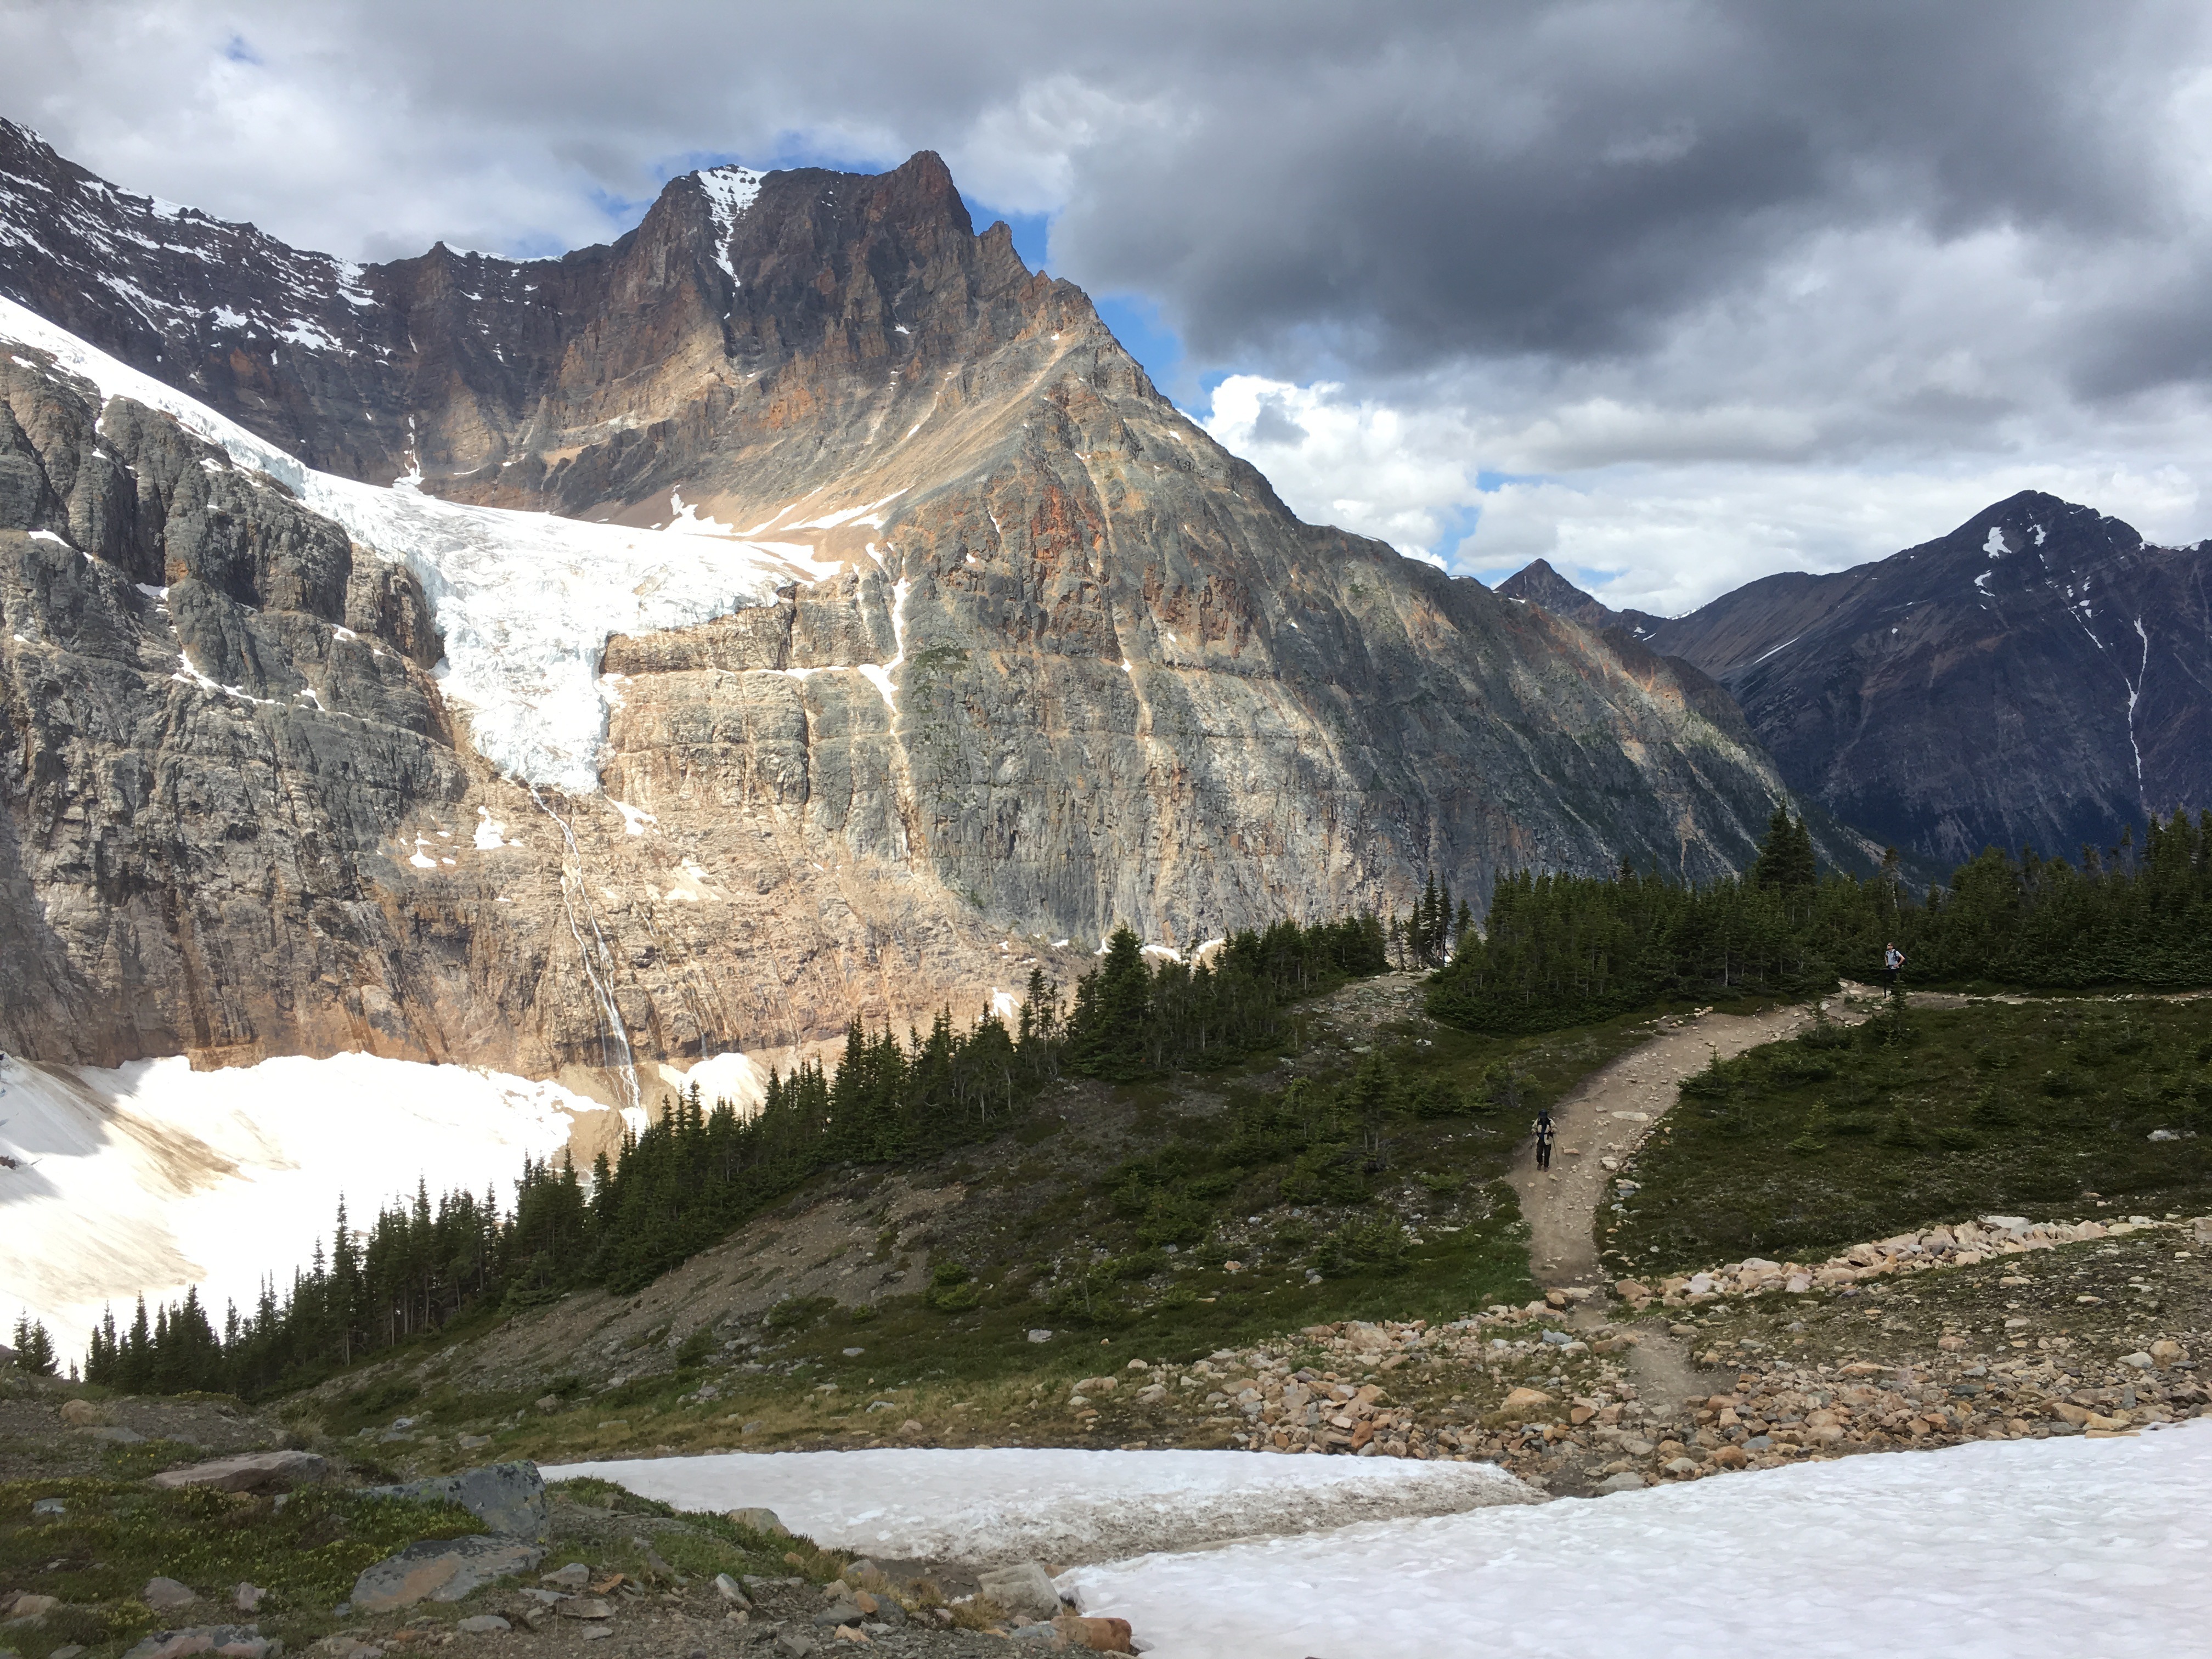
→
(1063, 1421, 2212, 1659)
(0, 295, 825, 793)
(539, 1447, 1539, 1567)
(0, 1052, 599, 1362)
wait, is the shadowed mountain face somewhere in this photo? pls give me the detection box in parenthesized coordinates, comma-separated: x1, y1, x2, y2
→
(0, 118, 1796, 1084)
(1507, 495, 2212, 866)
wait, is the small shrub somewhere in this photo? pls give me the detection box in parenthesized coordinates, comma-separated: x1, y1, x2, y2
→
(924, 1261, 981, 1312)
(764, 1295, 836, 1331)
(1970, 1087, 2018, 1127)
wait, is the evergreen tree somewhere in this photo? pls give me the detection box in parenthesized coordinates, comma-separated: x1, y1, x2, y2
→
(10, 1312, 56, 1376)
(1431, 810, 2212, 1035)
(1067, 924, 1153, 1080)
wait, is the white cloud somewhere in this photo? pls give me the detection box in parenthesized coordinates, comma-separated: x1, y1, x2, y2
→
(1463, 461, 2204, 615)
(1201, 376, 1480, 557)
(1203, 372, 2209, 614)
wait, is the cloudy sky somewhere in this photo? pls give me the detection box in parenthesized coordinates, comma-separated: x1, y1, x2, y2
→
(6, 0, 2211, 612)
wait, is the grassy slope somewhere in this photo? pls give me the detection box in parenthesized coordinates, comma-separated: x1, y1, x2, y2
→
(1602, 996, 2212, 1276)
(291, 983, 1668, 1467)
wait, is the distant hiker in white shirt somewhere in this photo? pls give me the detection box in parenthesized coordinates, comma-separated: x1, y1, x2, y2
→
(1883, 943, 1905, 990)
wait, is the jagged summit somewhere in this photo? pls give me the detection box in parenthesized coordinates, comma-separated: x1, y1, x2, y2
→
(0, 121, 1795, 1082)
(1494, 557, 1671, 641)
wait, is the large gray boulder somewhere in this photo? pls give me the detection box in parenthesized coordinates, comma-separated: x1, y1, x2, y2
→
(360, 1462, 548, 1540)
(977, 1561, 1062, 1621)
(151, 1452, 332, 1496)
(350, 1537, 546, 1614)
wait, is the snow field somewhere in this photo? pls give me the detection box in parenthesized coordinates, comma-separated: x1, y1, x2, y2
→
(539, 1447, 1540, 1567)
(1062, 1420, 2212, 1659)
(0, 1052, 601, 1362)
(0, 296, 851, 794)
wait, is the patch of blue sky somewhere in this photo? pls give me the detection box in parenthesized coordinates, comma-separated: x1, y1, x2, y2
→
(221, 33, 261, 66)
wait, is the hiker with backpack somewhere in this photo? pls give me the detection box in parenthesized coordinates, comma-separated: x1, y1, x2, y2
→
(1883, 942, 1905, 990)
(1533, 1107, 1556, 1171)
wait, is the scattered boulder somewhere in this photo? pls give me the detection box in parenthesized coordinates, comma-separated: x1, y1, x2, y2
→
(454, 1617, 510, 1635)
(1593, 1472, 1647, 1494)
(1054, 1615, 1137, 1654)
(554, 1600, 613, 1621)
(360, 1463, 548, 1540)
(120, 1627, 275, 1659)
(725, 1507, 789, 1536)
(10, 1594, 60, 1618)
(143, 1579, 199, 1613)
(232, 1586, 265, 1615)
(351, 1537, 546, 1613)
(540, 1565, 590, 1590)
(712, 1574, 751, 1608)
(1499, 1387, 1554, 1419)
(59, 1398, 104, 1427)
(977, 1561, 1062, 1622)
(151, 1452, 332, 1496)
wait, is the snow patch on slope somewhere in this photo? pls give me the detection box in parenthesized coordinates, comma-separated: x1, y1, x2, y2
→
(695, 166, 765, 281)
(1066, 1423, 2212, 1658)
(540, 1448, 1539, 1567)
(647, 1051, 772, 1118)
(0, 1052, 600, 1366)
(0, 295, 834, 794)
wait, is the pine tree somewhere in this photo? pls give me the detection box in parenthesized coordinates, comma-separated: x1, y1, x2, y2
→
(10, 1311, 56, 1376)
(1067, 924, 1153, 1080)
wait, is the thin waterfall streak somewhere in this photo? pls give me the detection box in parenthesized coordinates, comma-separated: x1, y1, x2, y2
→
(529, 788, 641, 1116)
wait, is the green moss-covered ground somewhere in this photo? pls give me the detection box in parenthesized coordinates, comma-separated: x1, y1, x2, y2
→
(0, 1483, 476, 1657)
(1603, 996, 2212, 1275)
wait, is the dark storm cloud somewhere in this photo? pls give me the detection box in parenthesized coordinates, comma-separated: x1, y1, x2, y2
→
(6, 1, 2203, 387)
(1047, 1, 2209, 378)
(5, 0, 2212, 596)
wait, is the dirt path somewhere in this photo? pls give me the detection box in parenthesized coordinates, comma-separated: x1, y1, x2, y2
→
(1509, 998, 1865, 1291)
(1505, 996, 1880, 1420)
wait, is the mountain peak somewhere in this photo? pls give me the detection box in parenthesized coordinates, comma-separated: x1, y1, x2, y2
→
(1939, 490, 2142, 565)
(1497, 558, 1624, 631)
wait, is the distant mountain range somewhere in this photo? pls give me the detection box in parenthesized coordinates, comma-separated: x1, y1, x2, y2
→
(1501, 492, 2212, 865)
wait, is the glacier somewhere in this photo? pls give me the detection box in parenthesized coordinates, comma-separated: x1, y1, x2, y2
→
(1, 294, 832, 793)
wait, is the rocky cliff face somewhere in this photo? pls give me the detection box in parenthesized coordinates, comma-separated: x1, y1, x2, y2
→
(1509, 494, 2212, 865)
(0, 120, 1802, 1092)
